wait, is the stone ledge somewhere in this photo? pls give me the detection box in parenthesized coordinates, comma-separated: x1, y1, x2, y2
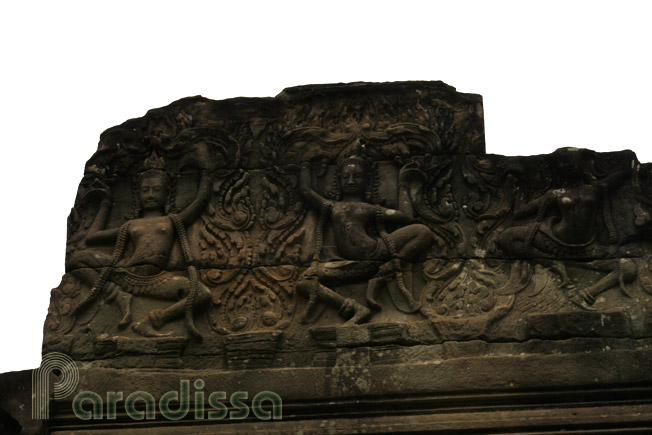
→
(58, 344, 652, 399)
(46, 385, 652, 433)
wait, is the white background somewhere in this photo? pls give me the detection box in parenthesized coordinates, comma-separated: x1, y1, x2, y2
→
(1, 1, 650, 373)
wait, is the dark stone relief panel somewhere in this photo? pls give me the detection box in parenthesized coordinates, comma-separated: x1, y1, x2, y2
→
(43, 82, 652, 368)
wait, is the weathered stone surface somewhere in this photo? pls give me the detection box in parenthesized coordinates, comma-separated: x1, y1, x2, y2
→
(525, 309, 632, 339)
(0, 370, 42, 435)
(20, 81, 652, 432)
(37, 344, 652, 432)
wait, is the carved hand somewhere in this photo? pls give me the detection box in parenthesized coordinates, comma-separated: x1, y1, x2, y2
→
(82, 178, 112, 201)
(398, 160, 424, 188)
(185, 141, 216, 171)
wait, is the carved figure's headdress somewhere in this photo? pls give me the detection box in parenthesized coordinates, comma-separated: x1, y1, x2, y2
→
(337, 141, 373, 175)
(137, 151, 169, 184)
(142, 151, 166, 171)
(549, 147, 594, 184)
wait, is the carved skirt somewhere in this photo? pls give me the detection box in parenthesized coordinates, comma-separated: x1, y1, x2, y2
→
(110, 267, 177, 298)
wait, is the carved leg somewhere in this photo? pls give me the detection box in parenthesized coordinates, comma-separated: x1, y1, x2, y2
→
(296, 279, 320, 323)
(495, 226, 531, 257)
(389, 224, 436, 262)
(571, 259, 637, 309)
(551, 260, 575, 289)
(495, 260, 533, 296)
(104, 284, 132, 328)
(159, 283, 211, 325)
(365, 277, 385, 311)
(296, 278, 372, 324)
(390, 259, 419, 311)
(67, 250, 117, 315)
(71, 267, 100, 286)
(365, 260, 395, 312)
(69, 268, 102, 314)
(132, 281, 212, 337)
(518, 260, 530, 283)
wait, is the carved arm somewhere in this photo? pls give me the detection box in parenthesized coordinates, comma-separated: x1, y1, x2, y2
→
(178, 170, 214, 226)
(595, 167, 632, 190)
(397, 161, 427, 219)
(513, 192, 551, 220)
(379, 207, 415, 226)
(300, 162, 328, 211)
(85, 199, 120, 245)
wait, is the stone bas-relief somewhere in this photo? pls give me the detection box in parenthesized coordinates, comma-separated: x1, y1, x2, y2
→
(296, 151, 437, 325)
(66, 151, 214, 339)
(19, 81, 652, 433)
(43, 82, 652, 368)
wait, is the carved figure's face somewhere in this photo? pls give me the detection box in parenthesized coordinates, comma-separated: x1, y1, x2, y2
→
(340, 162, 366, 196)
(555, 151, 584, 179)
(139, 176, 166, 211)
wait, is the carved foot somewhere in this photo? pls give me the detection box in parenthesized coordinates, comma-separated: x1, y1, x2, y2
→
(340, 298, 373, 325)
(149, 309, 165, 329)
(569, 290, 597, 311)
(559, 279, 576, 290)
(297, 278, 320, 324)
(347, 305, 372, 324)
(552, 261, 575, 289)
(131, 318, 172, 338)
(366, 296, 382, 312)
(116, 293, 133, 328)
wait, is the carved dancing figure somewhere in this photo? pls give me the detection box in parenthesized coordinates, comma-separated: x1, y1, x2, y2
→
(297, 151, 436, 323)
(496, 148, 636, 307)
(67, 152, 213, 338)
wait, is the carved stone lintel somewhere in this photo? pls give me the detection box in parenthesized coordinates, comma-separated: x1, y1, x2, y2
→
(42, 82, 652, 369)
